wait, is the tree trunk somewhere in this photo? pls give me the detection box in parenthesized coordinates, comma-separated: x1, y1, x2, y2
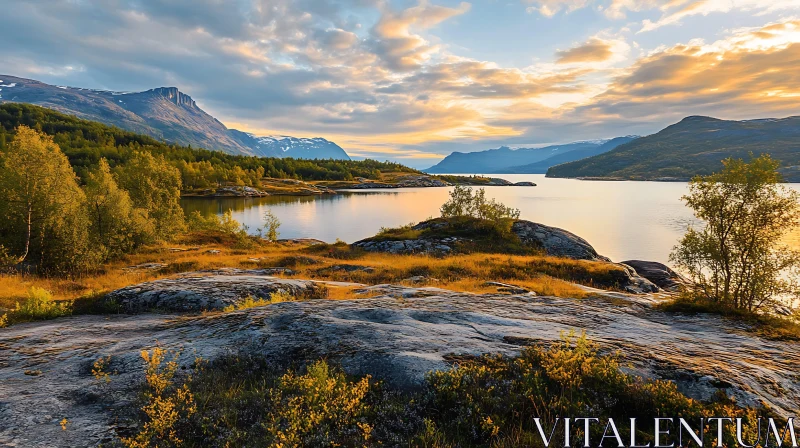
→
(17, 203, 33, 263)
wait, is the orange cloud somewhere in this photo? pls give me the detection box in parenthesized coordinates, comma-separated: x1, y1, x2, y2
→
(556, 38, 615, 63)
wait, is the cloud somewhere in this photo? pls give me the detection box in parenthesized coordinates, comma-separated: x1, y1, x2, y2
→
(639, 0, 800, 32)
(523, 0, 797, 26)
(524, 0, 591, 17)
(369, 1, 471, 71)
(505, 19, 800, 141)
(0, 0, 799, 161)
(556, 38, 615, 63)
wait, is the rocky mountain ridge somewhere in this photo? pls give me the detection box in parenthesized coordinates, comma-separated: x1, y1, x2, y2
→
(0, 75, 350, 160)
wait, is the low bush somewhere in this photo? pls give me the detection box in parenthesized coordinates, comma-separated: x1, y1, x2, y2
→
(119, 332, 777, 447)
(440, 185, 520, 222)
(186, 210, 257, 249)
(3, 286, 72, 325)
(372, 223, 422, 241)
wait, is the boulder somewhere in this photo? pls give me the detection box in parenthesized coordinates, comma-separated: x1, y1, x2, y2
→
(103, 270, 332, 313)
(622, 260, 690, 292)
(612, 263, 660, 294)
(352, 238, 457, 255)
(511, 221, 610, 261)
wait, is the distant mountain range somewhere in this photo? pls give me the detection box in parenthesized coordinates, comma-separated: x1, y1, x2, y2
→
(424, 137, 637, 174)
(0, 75, 350, 160)
(546, 116, 800, 180)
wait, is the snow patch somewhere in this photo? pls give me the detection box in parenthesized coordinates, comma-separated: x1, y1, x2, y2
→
(0, 83, 16, 88)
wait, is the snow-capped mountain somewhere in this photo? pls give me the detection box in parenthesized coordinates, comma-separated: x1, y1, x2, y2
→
(0, 75, 350, 160)
(229, 130, 349, 159)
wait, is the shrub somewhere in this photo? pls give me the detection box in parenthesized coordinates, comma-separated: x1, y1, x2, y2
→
(186, 210, 255, 248)
(419, 331, 766, 447)
(121, 348, 196, 448)
(440, 186, 520, 222)
(119, 332, 775, 447)
(264, 360, 373, 446)
(7, 286, 72, 324)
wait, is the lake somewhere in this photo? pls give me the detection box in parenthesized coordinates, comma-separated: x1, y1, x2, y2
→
(182, 174, 714, 264)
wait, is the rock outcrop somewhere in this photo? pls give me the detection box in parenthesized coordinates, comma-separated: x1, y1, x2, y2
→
(103, 269, 337, 313)
(612, 263, 660, 294)
(348, 175, 451, 189)
(185, 185, 269, 197)
(353, 237, 459, 255)
(2, 274, 798, 447)
(511, 221, 611, 261)
(622, 260, 690, 292)
(354, 218, 611, 262)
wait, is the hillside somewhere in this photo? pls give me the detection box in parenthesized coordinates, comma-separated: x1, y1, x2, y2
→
(0, 103, 411, 186)
(547, 116, 800, 180)
(502, 136, 638, 173)
(0, 75, 349, 160)
(425, 141, 604, 173)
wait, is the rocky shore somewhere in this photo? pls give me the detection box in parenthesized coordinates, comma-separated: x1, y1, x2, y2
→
(343, 175, 537, 189)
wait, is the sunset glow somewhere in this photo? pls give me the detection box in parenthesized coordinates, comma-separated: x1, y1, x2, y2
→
(2, 0, 799, 166)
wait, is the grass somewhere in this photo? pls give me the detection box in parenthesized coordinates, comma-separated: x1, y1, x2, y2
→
(117, 332, 780, 448)
(658, 296, 800, 341)
(372, 223, 423, 241)
(223, 291, 299, 312)
(0, 238, 622, 323)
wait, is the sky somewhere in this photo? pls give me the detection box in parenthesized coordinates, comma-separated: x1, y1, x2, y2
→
(1, 0, 799, 167)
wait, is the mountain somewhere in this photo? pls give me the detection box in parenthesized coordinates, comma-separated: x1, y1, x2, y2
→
(0, 75, 349, 160)
(228, 130, 350, 160)
(546, 116, 800, 180)
(499, 136, 638, 174)
(425, 141, 609, 174)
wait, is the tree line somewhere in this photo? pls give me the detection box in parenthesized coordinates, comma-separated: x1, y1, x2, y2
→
(0, 125, 185, 274)
(0, 103, 418, 189)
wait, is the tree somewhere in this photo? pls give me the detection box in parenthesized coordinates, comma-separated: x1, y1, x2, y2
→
(670, 154, 800, 312)
(85, 159, 154, 259)
(0, 125, 91, 273)
(115, 151, 185, 240)
(263, 209, 281, 242)
(440, 186, 521, 222)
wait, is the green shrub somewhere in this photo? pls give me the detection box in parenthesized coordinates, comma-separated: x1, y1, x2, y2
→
(7, 287, 72, 324)
(119, 332, 775, 447)
(186, 210, 255, 248)
(440, 186, 520, 222)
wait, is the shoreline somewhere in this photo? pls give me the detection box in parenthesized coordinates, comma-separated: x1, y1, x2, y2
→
(181, 175, 537, 198)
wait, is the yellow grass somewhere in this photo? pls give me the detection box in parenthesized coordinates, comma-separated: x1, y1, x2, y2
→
(0, 240, 619, 313)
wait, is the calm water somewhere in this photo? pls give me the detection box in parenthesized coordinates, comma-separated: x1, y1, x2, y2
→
(180, 174, 800, 264)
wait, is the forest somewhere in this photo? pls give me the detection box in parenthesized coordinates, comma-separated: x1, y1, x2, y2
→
(0, 103, 419, 189)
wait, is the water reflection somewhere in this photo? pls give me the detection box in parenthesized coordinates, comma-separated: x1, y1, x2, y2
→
(180, 174, 800, 264)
